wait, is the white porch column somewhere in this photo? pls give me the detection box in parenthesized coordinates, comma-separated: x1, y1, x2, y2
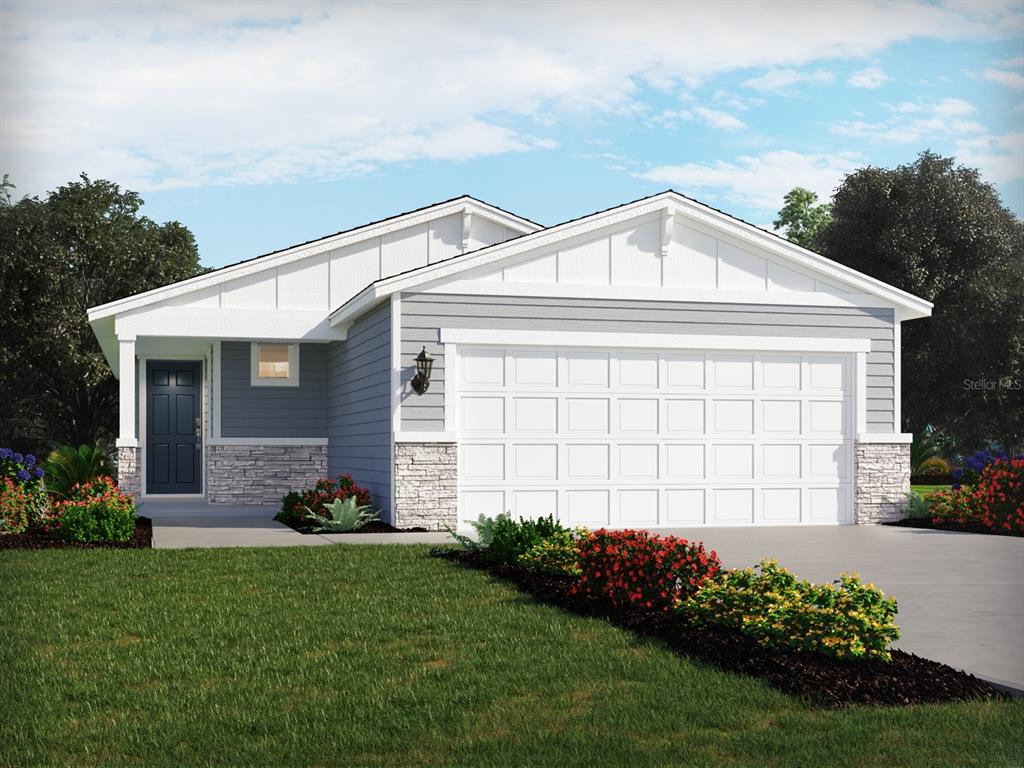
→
(117, 336, 137, 447)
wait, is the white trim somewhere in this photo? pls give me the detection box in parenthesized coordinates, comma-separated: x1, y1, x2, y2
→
(856, 433, 914, 444)
(212, 341, 222, 439)
(893, 319, 902, 431)
(421, 280, 894, 310)
(329, 191, 933, 327)
(855, 351, 868, 435)
(438, 328, 872, 353)
(389, 293, 402, 524)
(206, 437, 328, 446)
(394, 431, 457, 443)
(444, 341, 458, 433)
(139, 355, 207, 499)
(87, 197, 539, 322)
(116, 308, 342, 342)
(118, 338, 136, 444)
(115, 439, 138, 448)
(250, 342, 300, 387)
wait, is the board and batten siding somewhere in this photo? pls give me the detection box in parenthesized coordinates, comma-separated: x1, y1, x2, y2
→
(399, 293, 897, 433)
(219, 342, 327, 438)
(327, 301, 393, 515)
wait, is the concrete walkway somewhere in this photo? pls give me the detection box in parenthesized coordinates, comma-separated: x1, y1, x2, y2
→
(138, 499, 453, 549)
(661, 524, 1024, 693)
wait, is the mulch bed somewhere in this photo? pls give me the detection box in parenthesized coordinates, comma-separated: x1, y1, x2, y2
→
(885, 517, 1021, 537)
(0, 516, 153, 550)
(431, 549, 1008, 709)
(278, 518, 429, 534)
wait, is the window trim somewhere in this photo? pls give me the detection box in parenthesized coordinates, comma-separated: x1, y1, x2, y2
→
(250, 342, 300, 387)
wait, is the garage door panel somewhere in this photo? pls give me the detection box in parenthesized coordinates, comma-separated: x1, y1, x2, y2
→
(457, 346, 853, 527)
(618, 398, 659, 432)
(617, 444, 659, 479)
(513, 397, 557, 433)
(566, 489, 609, 526)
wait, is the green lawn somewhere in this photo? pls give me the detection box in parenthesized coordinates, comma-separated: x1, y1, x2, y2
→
(2, 547, 1021, 767)
(911, 484, 952, 497)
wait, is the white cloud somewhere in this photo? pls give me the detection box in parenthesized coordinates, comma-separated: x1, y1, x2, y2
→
(639, 150, 860, 211)
(983, 68, 1024, 89)
(651, 105, 746, 131)
(848, 66, 890, 89)
(742, 68, 834, 92)
(996, 54, 1024, 67)
(0, 1, 1020, 192)
(833, 98, 983, 142)
(955, 132, 1024, 184)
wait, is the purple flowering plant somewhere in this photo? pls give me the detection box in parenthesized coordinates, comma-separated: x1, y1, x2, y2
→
(0, 447, 47, 526)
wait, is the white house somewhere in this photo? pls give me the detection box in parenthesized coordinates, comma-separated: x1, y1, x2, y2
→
(87, 191, 931, 529)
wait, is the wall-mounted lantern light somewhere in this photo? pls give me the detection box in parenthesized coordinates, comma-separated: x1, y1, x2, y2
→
(411, 346, 434, 394)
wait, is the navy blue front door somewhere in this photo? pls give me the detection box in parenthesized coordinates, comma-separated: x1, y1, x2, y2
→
(147, 361, 201, 494)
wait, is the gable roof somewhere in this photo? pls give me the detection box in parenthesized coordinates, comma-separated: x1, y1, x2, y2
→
(86, 195, 540, 322)
(329, 189, 933, 325)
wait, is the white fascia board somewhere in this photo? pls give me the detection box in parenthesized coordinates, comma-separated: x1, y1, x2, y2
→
(439, 328, 873, 353)
(328, 191, 932, 327)
(115, 308, 347, 342)
(86, 198, 540, 322)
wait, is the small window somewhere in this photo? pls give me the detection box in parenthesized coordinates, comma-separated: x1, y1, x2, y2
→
(251, 342, 300, 387)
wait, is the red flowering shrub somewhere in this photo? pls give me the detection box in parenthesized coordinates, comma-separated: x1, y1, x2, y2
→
(931, 458, 1024, 536)
(571, 529, 721, 611)
(53, 475, 136, 542)
(1, 477, 32, 535)
(278, 474, 372, 525)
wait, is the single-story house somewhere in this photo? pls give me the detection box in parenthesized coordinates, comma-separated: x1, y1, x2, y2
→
(87, 191, 931, 529)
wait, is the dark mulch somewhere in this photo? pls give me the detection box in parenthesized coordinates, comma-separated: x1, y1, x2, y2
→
(0, 516, 153, 550)
(430, 549, 1007, 709)
(910, 475, 955, 486)
(277, 517, 429, 534)
(885, 517, 1021, 537)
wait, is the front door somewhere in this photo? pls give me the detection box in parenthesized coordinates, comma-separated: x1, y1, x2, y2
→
(146, 360, 202, 494)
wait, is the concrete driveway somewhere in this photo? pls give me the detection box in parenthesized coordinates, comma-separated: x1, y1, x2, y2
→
(663, 524, 1024, 693)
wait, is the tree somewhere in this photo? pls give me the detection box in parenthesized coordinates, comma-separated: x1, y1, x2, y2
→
(773, 186, 833, 248)
(0, 174, 204, 453)
(812, 152, 1024, 454)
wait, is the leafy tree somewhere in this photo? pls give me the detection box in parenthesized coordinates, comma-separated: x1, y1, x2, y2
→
(773, 186, 833, 248)
(813, 152, 1023, 454)
(0, 174, 204, 453)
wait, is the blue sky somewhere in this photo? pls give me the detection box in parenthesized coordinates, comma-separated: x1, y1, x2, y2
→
(2, 1, 1022, 268)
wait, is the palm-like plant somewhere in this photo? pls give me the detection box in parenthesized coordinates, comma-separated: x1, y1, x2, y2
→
(910, 430, 943, 475)
(300, 496, 379, 533)
(42, 444, 114, 500)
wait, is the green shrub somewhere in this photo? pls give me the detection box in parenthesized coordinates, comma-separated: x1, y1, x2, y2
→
(680, 559, 899, 661)
(55, 476, 135, 542)
(901, 492, 933, 519)
(517, 528, 586, 576)
(915, 456, 951, 476)
(301, 496, 379, 533)
(0, 477, 31, 534)
(43, 443, 114, 500)
(278, 474, 371, 525)
(486, 514, 566, 565)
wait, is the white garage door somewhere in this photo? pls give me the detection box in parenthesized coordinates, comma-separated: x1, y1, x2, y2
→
(455, 345, 853, 527)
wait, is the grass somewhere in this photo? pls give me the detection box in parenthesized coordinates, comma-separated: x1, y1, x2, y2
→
(2, 546, 1022, 767)
(911, 484, 951, 497)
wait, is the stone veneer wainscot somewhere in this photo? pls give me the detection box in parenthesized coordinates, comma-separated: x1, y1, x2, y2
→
(854, 441, 911, 524)
(207, 444, 327, 504)
(393, 442, 457, 530)
(116, 446, 141, 499)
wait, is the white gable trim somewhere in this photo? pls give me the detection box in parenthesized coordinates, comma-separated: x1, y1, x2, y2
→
(87, 197, 539, 322)
(330, 192, 932, 326)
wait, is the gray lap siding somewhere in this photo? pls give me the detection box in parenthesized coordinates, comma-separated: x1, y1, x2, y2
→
(327, 301, 393, 515)
(399, 293, 897, 433)
(219, 342, 327, 438)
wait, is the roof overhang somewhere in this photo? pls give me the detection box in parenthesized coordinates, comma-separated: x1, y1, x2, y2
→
(329, 190, 933, 327)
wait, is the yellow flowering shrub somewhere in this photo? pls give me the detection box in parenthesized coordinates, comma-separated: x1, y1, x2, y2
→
(679, 559, 900, 661)
(517, 528, 587, 577)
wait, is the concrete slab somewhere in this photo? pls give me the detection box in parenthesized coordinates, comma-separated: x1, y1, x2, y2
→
(317, 531, 455, 545)
(660, 525, 1024, 691)
(139, 499, 329, 549)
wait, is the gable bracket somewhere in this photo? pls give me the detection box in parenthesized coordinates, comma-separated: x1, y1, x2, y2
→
(660, 207, 674, 258)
